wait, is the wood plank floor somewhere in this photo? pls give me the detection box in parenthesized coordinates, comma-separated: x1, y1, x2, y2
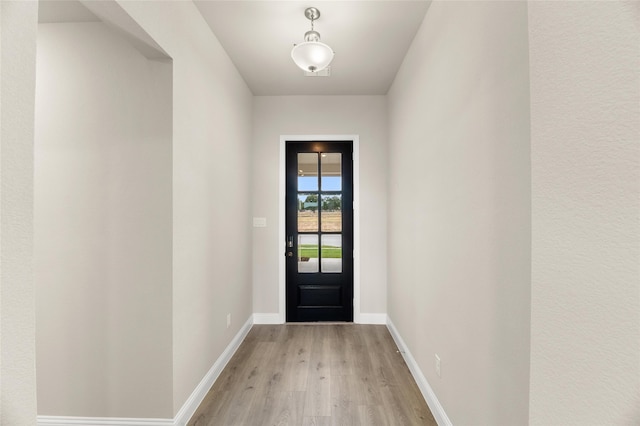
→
(188, 324, 437, 426)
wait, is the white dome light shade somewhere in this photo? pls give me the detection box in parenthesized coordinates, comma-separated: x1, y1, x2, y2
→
(291, 41, 334, 72)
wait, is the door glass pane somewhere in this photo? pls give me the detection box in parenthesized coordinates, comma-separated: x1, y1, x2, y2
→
(298, 153, 318, 191)
(298, 234, 319, 273)
(298, 193, 318, 232)
(321, 234, 342, 273)
(321, 194, 342, 232)
(321, 153, 341, 190)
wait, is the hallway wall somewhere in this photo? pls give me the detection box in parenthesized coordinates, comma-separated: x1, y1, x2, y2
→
(251, 96, 388, 320)
(117, 1, 254, 415)
(35, 22, 173, 417)
(0, 1, 38, 424)
(387, 2, 531, 425)
(34, 0, 254, 419)
(528, 2, 640, 423)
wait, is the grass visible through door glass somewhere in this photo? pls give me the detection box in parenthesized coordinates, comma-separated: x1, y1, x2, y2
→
(299, 244, 341, 258)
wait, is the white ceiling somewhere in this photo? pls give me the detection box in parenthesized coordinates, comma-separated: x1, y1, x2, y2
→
(194, 1, 431, 96)
(38, 0, 431, 96)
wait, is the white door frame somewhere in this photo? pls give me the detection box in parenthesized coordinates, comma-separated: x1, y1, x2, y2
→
(279, 135, 361, 323)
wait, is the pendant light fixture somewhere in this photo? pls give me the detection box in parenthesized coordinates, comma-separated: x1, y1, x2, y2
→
(291, 7, 334, 73)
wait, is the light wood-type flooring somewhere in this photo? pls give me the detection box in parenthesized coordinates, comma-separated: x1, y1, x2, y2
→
(188, 324, 437, 426)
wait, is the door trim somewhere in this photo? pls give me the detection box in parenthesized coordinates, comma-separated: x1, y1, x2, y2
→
(279, 135, 361, 323)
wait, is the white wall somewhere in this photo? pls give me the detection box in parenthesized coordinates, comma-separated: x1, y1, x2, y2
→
(35, 22, 173, 417)
(252, 96, 388, 319)
(387, 2, 531, 425)
(116, 1, 254, 414)
(0, 1, 39, 424)
(528, 2, 640, 424)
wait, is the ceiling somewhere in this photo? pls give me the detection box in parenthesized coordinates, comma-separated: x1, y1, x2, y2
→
(194, 1, 431, 96)
(38, 0, 431, 96)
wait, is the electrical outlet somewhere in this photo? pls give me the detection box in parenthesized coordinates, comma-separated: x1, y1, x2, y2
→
(227, 313, 231, 328)
(435, 354, 441, 378)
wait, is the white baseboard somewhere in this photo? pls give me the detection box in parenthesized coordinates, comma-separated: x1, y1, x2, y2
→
(173, 315, 253, 425)
(252, 313, 283, 324)
(386, 317, 452, 426)
(357, 313, 387, 324)
(255, 312, 386, 325)
(37, 417, 172, 426)
(38, 316, 253, 426)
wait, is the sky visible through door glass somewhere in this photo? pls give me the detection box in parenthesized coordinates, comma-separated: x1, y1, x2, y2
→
(299, 177, 341, 191)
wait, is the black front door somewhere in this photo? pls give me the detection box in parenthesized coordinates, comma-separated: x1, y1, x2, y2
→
(285, 141, 353, 322)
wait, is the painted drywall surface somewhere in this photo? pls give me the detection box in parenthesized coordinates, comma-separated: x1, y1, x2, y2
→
(34, 23, 173, 417)
(528, 2, 640, 424)
(116, 1, 253, 414)
(251, 96, 388, 317)
(387, 2, 531, 425)
(1, 1, 38, 424)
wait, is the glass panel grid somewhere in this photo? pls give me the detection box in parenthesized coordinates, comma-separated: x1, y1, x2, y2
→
(296, 152, 345, 274)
